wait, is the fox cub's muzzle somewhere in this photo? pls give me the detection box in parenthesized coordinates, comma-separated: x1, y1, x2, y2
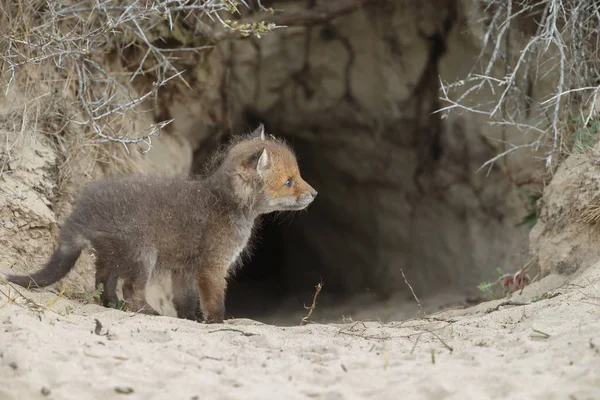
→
(296, 186, 317, 209)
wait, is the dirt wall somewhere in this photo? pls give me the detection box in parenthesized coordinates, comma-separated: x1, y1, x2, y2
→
(1, 0, 556, 310)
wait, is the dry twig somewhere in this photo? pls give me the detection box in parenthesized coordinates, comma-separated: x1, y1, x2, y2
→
(401, 268, 426, 317)
(208, 328, 258, 336)
(300, 279, 323, 326)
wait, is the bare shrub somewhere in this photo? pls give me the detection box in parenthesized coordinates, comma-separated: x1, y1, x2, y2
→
(0, 0, 279, 155)
(439, 0, 600, 171)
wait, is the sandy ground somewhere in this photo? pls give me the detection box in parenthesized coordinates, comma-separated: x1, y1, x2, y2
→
(1, 263, 599, 400)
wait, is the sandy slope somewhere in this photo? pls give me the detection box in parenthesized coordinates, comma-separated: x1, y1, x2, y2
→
(1, 264, 599, 400)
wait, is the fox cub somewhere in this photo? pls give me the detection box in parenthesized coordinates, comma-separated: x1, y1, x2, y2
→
(6, 125, 317, 323)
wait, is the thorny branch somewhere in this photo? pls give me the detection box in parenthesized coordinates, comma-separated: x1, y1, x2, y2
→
(0, 0, 281, 152)
(209, 0, 385, 41)
(437, 0, 600, 171)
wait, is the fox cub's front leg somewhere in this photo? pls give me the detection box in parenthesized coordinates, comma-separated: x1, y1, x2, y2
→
(195, 269, 227, 323)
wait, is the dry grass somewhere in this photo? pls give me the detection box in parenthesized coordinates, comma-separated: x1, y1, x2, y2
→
(0, 276, 61, 314)
(577, 200, 600, 224)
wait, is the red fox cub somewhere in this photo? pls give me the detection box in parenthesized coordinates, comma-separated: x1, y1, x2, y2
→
(6, 125, 317, 323)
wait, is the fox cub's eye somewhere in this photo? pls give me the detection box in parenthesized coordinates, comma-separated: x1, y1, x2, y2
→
(284, 178, 294, 187)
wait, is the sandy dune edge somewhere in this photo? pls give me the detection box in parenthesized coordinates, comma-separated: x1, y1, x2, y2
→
(1, 265, 599, 400)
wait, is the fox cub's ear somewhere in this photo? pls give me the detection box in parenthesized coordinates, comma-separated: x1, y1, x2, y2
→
(256, 148, 270, 173)
(250, 123, 266, 140)
(246, 148, 270, 173)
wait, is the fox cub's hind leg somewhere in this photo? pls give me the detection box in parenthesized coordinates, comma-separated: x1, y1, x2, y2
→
(125, 248, 160, 315)
(172, 271, 201, 321)
(91, 238, 124, 308)
(93, 238, 159, 315)
(92, 239, 121, 307)
(94, 266, 119, 307)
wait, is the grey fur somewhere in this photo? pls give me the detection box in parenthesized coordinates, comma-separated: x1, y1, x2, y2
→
(6, 128, 317, 322)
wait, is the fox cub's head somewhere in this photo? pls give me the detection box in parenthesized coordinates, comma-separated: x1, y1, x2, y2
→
(227, 124, 317, 214)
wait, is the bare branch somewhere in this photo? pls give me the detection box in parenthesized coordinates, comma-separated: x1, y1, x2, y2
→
(438, 0, 600, 171)
(0, 0, 284, 155)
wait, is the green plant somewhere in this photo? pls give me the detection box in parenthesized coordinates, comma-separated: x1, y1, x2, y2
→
(107, 299, 127, 311)
(62, 305, 75, 315)
(478, 266, 531, 300)
(515, 190, 542, 230)
(478, 267, 506, 300)
(72, 283, 104, 304)
(568, 116, 600, 153)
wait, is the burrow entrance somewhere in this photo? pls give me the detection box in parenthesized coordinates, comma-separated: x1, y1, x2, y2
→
(184, 2, 539, 325)
(191, 117, 534, 326)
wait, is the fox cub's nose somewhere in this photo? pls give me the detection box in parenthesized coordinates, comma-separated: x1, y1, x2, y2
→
(309, 188, 318, 198)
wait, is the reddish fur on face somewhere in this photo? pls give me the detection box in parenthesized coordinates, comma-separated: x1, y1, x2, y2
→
(263, 144, 314, 201)
(220, 134, 316, 211)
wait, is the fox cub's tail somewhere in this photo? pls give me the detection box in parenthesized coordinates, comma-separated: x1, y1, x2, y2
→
(6, 230, 84, 289)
